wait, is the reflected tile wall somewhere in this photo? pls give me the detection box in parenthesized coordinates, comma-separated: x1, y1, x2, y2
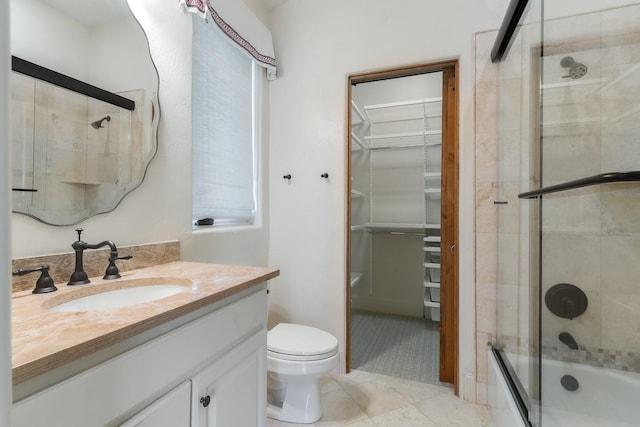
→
(11, 73, 36, 212)
(11, 76, 145, 224)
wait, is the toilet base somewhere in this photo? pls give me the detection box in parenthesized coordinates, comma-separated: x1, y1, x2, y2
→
(266, 374, 322, 423)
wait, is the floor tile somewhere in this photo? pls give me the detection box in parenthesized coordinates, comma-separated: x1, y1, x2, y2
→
(341, 379, 410, 417)
(316, 389, 369, 427)
(321, 375, 342, 393)
(334, 369, 386, 387)
(414, 393, 492, 427)
(383, 375, 454, 404)
(342, 419, 376, 427)
(269, 370, 492, 427)
(267, 419, 316, 427)
(370, 405, 438, 427)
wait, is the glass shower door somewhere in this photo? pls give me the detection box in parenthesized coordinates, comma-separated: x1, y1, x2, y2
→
(494, 0, 542, 424)
(537, 3, 640, 426)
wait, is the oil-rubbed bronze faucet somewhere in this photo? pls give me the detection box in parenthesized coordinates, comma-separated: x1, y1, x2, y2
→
(559, 332, 579, 350)
(68, 228, 133, 286)
(13, 264, 57, 294)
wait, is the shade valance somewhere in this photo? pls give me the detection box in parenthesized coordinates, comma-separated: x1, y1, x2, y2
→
(179, 0, 277, 80)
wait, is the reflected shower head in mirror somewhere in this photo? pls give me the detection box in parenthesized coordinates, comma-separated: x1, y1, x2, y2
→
(91, 115, 111, 129)
(560, 56, 588, 79)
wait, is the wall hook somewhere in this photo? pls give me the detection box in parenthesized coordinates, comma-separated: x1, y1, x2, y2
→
(321, 173, 329, 179)
(283, 174, 292, 180)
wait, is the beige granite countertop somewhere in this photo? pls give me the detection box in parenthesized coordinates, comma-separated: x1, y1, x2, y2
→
(12, 261, 279, 385)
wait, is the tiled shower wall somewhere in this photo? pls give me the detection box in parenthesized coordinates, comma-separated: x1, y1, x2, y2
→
(539, 4, 640, 373)
(474, 29, 502, 405)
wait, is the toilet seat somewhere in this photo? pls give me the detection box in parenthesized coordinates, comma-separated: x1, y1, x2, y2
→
(268, 323, 338, 361)
(268, 348, 338, 361)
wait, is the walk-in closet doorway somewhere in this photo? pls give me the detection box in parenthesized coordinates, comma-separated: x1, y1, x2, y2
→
(346, 61, 458, 393)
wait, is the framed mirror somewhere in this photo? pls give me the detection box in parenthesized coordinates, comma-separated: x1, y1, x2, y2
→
(10, 0, 160, 225)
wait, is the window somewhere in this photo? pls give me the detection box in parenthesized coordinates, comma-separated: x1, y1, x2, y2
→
(192, 16, 258, 227)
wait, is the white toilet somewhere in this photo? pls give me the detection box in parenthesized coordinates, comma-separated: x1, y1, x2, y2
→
(266, 323, 339, 423)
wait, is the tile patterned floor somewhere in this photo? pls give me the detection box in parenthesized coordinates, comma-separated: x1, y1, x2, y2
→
(267, 370, 493, 427)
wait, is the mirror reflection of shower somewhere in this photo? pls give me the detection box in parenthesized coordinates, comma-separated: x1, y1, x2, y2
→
(561, 56, 588, 79)
(91, 115, 111, 129)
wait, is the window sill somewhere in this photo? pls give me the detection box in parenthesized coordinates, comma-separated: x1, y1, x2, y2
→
(191, 223, 262, 234)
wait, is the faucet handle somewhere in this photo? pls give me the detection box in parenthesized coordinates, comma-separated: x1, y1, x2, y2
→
(13, 264, 57, 294)
(103, 254, 133, 280)
(75, 228, 84, 241)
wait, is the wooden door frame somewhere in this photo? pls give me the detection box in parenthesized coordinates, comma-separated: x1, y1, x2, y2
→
(345, 59, 459, 394)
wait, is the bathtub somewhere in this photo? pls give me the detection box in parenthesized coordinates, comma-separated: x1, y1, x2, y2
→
(488, 350, 640, 427)
(541, 359, 640, 427)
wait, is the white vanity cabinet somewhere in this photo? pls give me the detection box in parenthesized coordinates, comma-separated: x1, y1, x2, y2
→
(12, 285, 268, 427)
(120, 381, 192, 427)
(192, 331, 266, 426)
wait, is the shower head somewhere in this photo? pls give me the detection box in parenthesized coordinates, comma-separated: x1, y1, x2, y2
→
(91, 115, 111, 129)
(560, 56, 588, 79)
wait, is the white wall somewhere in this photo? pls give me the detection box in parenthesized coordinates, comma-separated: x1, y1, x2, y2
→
(243, 0, 270, 26)
(11, 0, 90, 83)
(266, 0, 509, 396)
(10, 0, 271, 268)
(1, 0, 13, 421)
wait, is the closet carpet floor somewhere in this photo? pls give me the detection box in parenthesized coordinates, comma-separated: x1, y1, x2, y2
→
(350, 310, 440, 385)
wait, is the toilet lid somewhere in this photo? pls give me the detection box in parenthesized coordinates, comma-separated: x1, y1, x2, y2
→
(268, 323, 338, 358)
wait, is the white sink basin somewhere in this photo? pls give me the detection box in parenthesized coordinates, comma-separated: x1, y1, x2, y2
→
(49, 282, 189, 312)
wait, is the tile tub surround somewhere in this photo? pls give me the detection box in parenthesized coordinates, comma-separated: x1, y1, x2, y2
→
(12, 240, 180, 293)
(11, 261, 279, 385)
(267, 370, 492, 427)
(542, 342, 640, 372)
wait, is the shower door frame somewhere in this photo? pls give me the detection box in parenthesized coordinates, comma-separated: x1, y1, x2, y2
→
(345, 59, 459, 393)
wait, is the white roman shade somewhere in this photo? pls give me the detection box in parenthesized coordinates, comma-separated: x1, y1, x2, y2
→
(179, 0, 277, 80)
(191, 16, 256, 225)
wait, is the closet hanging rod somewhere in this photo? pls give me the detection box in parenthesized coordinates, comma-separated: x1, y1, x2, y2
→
(518, 171, 640, 199)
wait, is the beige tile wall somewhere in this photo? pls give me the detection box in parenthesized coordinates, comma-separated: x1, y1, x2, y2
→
(474, 19, 538, 403)
(474, 30, 500, 405)
(539, 4, 640, 367)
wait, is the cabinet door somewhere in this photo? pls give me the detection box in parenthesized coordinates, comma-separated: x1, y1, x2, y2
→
(120, 381, 191, 427)
(193, 330, 266, 427)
